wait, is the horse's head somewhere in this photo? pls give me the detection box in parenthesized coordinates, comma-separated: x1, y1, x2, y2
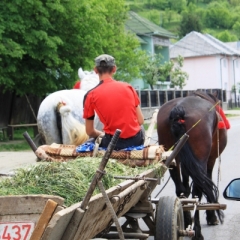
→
(78, 67, 99, 91)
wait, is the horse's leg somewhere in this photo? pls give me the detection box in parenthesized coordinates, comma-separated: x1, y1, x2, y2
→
(182, 166, 191, 197)
(37, 110, 60, 144)
(169, 163, 188, 197)
(192, 183, 204, 240)
(181, 166, 193, 228)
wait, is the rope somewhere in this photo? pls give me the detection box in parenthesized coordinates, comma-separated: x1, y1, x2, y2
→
(154, 175, 171, 198)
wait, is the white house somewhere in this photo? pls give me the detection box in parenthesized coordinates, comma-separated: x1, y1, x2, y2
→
(170, 31, 240, 101)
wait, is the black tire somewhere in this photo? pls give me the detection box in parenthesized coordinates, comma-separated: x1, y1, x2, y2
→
(155, 196, 184, 240)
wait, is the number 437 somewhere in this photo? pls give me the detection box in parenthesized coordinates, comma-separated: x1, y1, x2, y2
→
(1, 223, 33, 240)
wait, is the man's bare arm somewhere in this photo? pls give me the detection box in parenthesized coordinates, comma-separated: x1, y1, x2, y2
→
(136, 105, 144, 125)
(85, 119, 103, 138)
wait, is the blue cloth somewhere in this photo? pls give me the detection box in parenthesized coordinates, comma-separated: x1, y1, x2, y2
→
(76, 138, 95, 152)
(120, 145, 144, 151)
(76, 141, 144, 153)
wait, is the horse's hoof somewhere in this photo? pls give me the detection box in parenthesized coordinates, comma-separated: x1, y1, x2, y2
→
(207, 219, 219, 225)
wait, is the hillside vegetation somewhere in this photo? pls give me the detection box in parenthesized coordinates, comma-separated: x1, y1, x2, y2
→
(126, 0, 240, 42)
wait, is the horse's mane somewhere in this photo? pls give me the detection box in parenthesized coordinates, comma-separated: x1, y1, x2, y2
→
(191, 90, 219, 105)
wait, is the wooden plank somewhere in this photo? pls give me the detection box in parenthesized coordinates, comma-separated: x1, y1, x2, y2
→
(61, 208, 85, 240)
(7, 124, 38, 139)
(41, 202, 82, 240)
(0, 195, 64, 215)
(39, 174, 143, 239)
(8, 123, 37, 127)
(53, 205, 65, 215)
(73, 168, 156, 240)
(30, 199, 58, 240)
(39, 180, 136, 240)
(144, 109, 158, 147)
(0, 214, 40, 223)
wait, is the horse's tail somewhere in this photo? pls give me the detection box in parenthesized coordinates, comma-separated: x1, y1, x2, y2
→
(57, 104, 89, 145)
(169, 106, 224, 223)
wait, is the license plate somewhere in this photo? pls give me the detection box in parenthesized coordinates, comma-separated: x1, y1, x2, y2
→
(0, 222, 35, 240)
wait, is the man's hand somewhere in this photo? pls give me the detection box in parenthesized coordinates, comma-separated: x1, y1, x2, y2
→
(85, 119, 104, 138)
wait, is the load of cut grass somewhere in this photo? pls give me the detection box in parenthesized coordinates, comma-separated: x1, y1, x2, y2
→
(0, 158, 162, 207)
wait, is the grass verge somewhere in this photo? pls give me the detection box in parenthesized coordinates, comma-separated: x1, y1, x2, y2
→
(0, 127, 35, 151)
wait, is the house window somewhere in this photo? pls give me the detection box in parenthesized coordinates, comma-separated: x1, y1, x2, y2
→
(223, 59, 226, 67)
(236, 60, 238, 68)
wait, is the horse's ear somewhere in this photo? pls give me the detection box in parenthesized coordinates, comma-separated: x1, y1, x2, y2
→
(78, 68, 86, 80)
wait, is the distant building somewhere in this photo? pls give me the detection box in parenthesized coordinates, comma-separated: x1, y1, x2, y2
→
(170, 31, 240, 101)
(125, 11, 176, 89)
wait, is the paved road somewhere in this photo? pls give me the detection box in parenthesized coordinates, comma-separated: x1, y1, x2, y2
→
(0, 150, 37, 174)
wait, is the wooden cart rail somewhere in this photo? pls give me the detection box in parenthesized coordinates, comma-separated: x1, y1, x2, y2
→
(0, 164, 165, 240)
(0, 195, 64, 240)
(40, 164, 167, 240)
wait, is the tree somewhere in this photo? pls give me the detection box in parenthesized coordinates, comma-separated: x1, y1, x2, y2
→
(165, 9, 174, 23)
(229, 0, 240, 7)
(187, 0, 196, 6)
(216, 30, 238, 42)
(140, 54, 162, 90)
(179, 12, 202, 37)
(168, 0, 187, 13)
(0, 0, 143, 96)
(204, 3, 234, 29)
(233, 21, 240, 38)
(141, 54, 188, 90)
(169, 56, 189, 89)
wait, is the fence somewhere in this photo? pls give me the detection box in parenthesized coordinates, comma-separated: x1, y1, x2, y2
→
(225, 90, 240, 109)
(0, 86, 43, 128)
(138, 89, 227, 120)
(228, 98, 240, 108)
(138, 89, 226, 108)
(0, 87, 228, 129)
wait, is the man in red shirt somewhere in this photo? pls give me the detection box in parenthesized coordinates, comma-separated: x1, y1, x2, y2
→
(83, 54, 144, 150)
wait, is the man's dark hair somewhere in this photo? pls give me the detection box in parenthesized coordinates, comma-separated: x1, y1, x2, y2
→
(96, 61, 114, 74)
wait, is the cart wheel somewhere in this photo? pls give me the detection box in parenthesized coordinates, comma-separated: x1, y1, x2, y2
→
(155, 196, 184, 240)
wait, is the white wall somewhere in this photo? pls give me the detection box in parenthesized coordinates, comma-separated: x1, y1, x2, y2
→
(180, 56, 222, 90)
(177, 55, 240, 102)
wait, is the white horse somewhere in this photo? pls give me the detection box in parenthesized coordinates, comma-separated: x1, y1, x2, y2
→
(37, 68, 102, 146)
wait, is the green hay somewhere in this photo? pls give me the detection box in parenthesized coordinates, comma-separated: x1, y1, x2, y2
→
(0, 158, 161, 207)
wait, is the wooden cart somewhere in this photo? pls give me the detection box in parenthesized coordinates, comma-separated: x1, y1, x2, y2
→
(0, 163, 226, 240)
(1, 130, 227, 240)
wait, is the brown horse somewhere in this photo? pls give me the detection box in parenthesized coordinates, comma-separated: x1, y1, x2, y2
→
(157, 91, 228, 240)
